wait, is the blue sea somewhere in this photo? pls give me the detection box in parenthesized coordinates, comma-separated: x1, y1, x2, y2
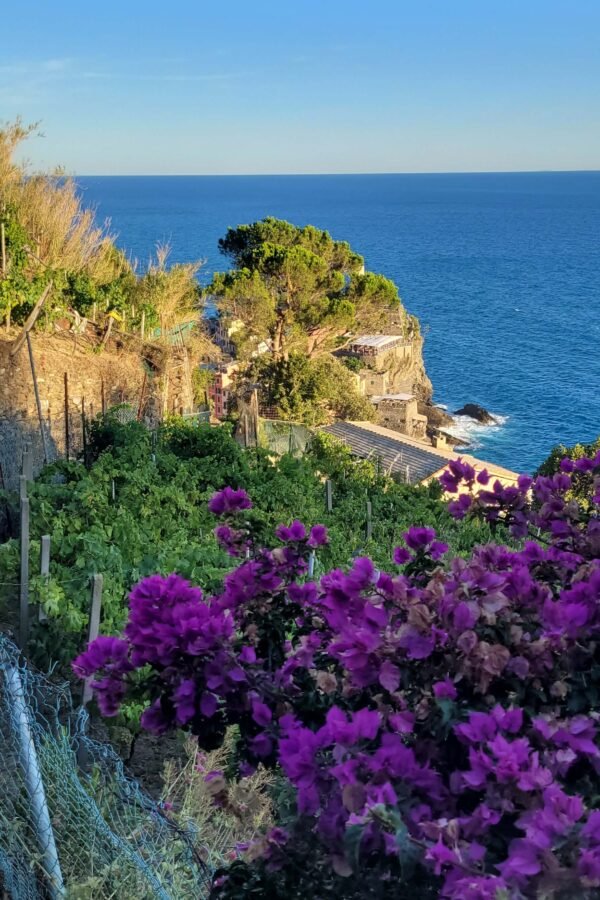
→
(77, 173, 600, 473)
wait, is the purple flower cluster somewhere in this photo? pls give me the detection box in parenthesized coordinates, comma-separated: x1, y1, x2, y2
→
(208, 487, 252, 516)
(73, 457, 600, 897)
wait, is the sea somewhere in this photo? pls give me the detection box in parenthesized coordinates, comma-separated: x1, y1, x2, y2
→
(76, 173, 600, 474)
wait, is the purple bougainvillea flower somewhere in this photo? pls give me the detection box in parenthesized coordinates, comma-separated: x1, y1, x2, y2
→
(72, 635, 132, 677)
(378, 660, 401, 693)
(393, 546, 411, 565)
(276, 520, 307, 542)
(208, 486, 252, 516)
(433, 678, 457, 700)
(448, 493, 473, 519)
(308, 524, 329, 547)
(141, 699, 171, 735)
(251, 698, 273, 727)
(403, 526, 437, 550)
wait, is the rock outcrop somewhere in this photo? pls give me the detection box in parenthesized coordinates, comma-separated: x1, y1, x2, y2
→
(454, 403, 498, 425)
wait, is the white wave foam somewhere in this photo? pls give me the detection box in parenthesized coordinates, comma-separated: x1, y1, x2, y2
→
(444, 412, 508, 451)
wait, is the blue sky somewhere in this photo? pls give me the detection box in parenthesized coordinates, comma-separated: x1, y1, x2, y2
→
(1, 0, 599, 174)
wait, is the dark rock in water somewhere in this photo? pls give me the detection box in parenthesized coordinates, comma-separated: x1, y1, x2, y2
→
(454, 403, 498, 425)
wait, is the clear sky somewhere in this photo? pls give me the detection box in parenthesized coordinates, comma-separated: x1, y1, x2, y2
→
(1, 0, 599, 175)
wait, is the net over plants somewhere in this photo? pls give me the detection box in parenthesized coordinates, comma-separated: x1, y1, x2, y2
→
(0, 635, 210, 899)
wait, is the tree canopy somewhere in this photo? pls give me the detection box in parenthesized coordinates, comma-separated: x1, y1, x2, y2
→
(247, 352, 376, 425)
(209, 217, 406, 359)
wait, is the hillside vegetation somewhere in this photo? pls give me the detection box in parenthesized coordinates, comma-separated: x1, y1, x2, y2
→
(0, 120, 210, 355)
(0, 417, 496, 670)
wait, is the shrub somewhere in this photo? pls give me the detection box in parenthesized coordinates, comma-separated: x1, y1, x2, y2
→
(74, 449, 600, 898)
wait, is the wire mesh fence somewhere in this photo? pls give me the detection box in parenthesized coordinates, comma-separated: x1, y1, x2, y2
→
(259, 419, 313, 456)
(0, 635, 211, 899)
(0, 412, 84, 494)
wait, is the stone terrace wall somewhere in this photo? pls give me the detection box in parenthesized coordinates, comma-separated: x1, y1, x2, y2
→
(0, 332, 150, 489)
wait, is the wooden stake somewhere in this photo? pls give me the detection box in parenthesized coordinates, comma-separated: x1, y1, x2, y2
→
(137, 371, 147, 420)
(251, 389, 260, 448)
(39, 535, 50, 623)
(82, 575, 103, 707)
(26, 333, 49, 465)
(22, 442, 33, 482)
(100, 316, 113, 350)
(326, 480, 333, 512)
(0, 221, 6, 277)
(140, 310, 145, 341)
(101, 378, 106, 416)
(10, 283, 52, 357)
(19, 496, 30, 648)
(0, 461, 11, 533)
(81, 398, 87, 466)
(63, 373, 70, 460)
(366, 500, 373, 541)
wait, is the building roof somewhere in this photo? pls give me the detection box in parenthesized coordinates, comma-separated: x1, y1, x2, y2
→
(349, 334, 406, 350)
(371, 393, 414, 404)
(323, 422, 449, 483)
(321, 421, 520, 486)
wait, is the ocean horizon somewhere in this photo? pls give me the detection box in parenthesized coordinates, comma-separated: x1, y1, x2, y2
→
(77, 169, 600, 176)
(77, 172, 600, 473)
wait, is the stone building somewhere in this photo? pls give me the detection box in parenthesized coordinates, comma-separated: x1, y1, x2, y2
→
(205, 361, 239, 419)
(371, 393, 428, 441)
(336, 334, 416, 398)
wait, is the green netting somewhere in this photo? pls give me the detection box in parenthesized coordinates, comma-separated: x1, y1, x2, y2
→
(0, 635, 211, 899)
(259, 419, 313, 456)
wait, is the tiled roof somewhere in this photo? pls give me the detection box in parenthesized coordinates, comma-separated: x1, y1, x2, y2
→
(321, 421, 521, 486)
(322, 422, 449, 483)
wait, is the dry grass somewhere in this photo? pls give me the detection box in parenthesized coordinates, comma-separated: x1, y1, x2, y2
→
(161, 733, 274, 870)
(135, 243, 201, 330)
(0, 119, 126, 281)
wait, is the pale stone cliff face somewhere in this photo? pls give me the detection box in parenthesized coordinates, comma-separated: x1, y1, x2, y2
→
(351, 335, 433, 402)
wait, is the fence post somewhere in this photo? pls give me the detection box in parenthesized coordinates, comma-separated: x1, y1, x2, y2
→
(39, 535, 50, 623)
(308, 550, 316, 578)
(1, 658, 66, 898)
(0, 220, 6, 277)
(140, 310, 145, 341)
(81, 397, 87, 466)
(326, 480, 333, 512)
(82, 574, 103, 707)
(19, 494, 30, 648)
(63, 373, 70, 460)
(22, 442, 33, 482)
(26, 333, 49, 465)
(366, 500, 373, 541)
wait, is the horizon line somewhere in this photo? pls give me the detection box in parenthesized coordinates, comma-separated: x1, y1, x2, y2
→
(74, 168, 600, 178)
